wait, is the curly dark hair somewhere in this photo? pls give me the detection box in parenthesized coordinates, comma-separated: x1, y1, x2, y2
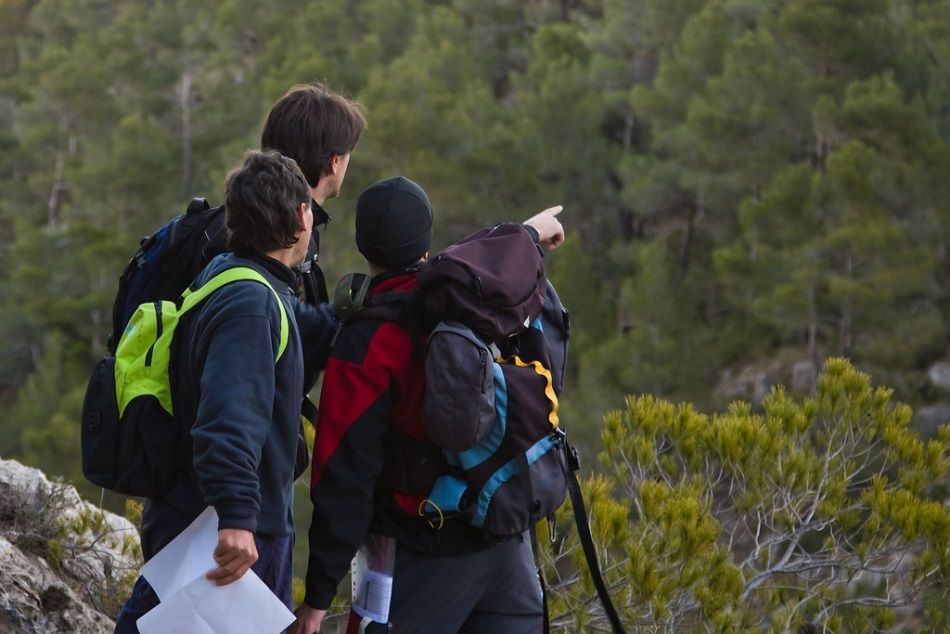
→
(224, 150, 311, 253)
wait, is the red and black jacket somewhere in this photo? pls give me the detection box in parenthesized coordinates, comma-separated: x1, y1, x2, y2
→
(303, 269, 487, 610)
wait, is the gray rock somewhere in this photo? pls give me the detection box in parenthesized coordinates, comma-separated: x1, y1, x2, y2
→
(0, 534, 114, 633)
(927, 361, 950, 392)
(914, 404, 950, 438)
(790, 360, 818, 394)
(0, 457, 142, 632)
(715, 366, 774, 405)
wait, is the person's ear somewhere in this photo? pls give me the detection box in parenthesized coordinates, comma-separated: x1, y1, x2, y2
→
(297, 201, 311, 232)
(325, 154, 342, 176)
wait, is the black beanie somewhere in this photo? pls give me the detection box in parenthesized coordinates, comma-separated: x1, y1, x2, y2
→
(355, 176, 433, 269)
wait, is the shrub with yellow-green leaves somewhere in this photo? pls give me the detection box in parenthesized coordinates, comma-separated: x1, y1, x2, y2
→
(541, 358, 949, 632)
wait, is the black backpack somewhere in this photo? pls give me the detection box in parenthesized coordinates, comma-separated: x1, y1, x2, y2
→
(86, 197, 326, 495)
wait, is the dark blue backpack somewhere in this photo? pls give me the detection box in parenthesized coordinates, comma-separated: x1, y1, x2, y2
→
(110, 197, 330, 354)
(109, 198, 226, 354)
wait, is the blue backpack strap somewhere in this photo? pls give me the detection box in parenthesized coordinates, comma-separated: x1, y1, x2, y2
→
(420, 475, 469, 527)
(450, 363, 509, 470)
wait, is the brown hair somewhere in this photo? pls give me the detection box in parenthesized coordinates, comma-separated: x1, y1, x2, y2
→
(261, 83, 367, 187)
(224, 150, 311, 253)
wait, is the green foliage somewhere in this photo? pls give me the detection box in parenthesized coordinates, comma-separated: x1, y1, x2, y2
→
(0, 2, 948, 625)
(1, 0, 948, 492)
(543, 359, 949, 630)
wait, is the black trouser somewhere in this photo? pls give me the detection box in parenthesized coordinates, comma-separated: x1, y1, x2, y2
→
(383, 532, 543, 633)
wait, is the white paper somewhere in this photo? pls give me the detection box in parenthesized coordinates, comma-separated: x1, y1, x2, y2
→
(140, 506, 219, 602)
(136, 506, 295, 634)
(350, 535, 395, 624)
(136, 572, 295, 634)
(352, 569, 393, 624)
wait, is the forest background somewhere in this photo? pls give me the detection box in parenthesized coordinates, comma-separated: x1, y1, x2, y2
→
(0, 0, 948, 629)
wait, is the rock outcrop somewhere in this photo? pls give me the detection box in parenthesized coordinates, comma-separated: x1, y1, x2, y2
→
(0, 458, 141, 633)
(927, 360, 950, 393)
(913, 403, 950, 438)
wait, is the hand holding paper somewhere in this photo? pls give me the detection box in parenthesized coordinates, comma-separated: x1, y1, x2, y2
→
(206, 527, 259, 586)
(137, 507, 294, 634)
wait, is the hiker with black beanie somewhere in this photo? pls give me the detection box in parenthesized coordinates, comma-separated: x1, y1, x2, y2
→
(292, 176, 564, 634)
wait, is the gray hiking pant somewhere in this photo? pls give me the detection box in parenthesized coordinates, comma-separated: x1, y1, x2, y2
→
(388, 532, 544, 633)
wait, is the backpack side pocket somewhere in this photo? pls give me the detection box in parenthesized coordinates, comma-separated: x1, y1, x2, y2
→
(423, 321, 496, 452)
(115, 396, 179, 496)
(81, 357, 121, 490)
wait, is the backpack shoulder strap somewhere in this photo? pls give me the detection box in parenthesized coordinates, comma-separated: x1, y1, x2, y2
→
(362, 290, 414, 322)
(330, 272, 424, 355)
(186, 197, 211, 214)
(181, 267, 289, 362)
(332, 272, 416, 326)
(332, 272, 372, 322)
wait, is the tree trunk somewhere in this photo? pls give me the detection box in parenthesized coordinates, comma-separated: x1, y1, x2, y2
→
(47, 152, 65, 228)
(839, 255, 854, 356)
(47, 135, 76, 228)
(180, 68, 194, 196)
(622, 111, 635, 151)
(676, 189, 702, 287)
(807, 284, 818, 365)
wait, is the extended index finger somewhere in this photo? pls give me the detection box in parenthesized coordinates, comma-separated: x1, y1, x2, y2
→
(541, 205, 563, 217)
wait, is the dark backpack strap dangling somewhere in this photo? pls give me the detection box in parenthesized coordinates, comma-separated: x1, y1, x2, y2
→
(526, 436, 562, 624)
(530, 524, 551, 634)
(556, 434, 626, 634)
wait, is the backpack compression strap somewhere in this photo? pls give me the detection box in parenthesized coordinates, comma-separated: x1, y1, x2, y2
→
(180, 267, 289, 362)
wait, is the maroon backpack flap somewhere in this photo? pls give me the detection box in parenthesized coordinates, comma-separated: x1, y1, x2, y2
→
(418, 223, 546, 342)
